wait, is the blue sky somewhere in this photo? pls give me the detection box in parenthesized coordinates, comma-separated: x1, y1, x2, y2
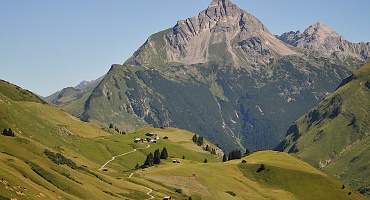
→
(1, 0, 369, 96)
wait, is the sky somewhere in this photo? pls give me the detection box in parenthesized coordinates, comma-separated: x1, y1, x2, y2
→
(1, 0, 369, 97)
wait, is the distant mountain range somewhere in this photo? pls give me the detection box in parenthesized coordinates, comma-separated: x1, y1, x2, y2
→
(45, 0, 368, 152)
(43, 76, 104, 117)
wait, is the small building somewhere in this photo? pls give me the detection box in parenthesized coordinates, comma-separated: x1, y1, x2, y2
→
(155, 135, 160, 140)
(134, 138, 144, 143)
(146, 132, 154, 136)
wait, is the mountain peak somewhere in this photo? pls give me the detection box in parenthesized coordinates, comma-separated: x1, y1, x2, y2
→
(208, 0, 236, 12)
(209, 0, 231, 7)
(75, 80, 90, 89)
(277, 22, 370, 61)
(127, 0, 295, 66)
(304, 22, 340, 39)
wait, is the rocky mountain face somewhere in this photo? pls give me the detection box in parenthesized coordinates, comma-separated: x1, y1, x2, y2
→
(74, 80, 90, 89)
(128, 0, 295, 67)
(278, 22, 370, 61)
(275, 62, 370, 196)
(74, 0, 366, 151)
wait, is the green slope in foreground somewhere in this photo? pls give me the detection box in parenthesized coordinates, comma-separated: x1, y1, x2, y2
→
(276, 62, 370, 196)
(0, 80, 366, 199)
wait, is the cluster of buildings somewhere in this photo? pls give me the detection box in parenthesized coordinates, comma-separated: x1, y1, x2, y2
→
(134, 132, 165, 144)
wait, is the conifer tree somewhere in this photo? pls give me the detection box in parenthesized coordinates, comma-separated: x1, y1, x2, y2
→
(222, 154, 227, 162)
(204, 158, 208, 163)
(244, 148, 251, 156)
(160, 147, 168, 159)
(135, 163, 140, 169)
(197, 136, 204, 146)
(2, 128, 7, 136)
(192, 134, 198, 143)
(144, 152, 154, 166)
(153, 149, 161, 164)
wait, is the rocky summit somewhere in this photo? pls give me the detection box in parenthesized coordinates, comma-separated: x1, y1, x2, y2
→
(128, 0, 295, 67)
(59, 0, 367, 151)
(278, 22, 370, 61)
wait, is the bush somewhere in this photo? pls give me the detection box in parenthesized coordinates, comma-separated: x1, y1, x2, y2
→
(175, 188, 182, 193)
(257, 164, 265, 173)
(226, 191, 236, 196)
(2, 128, 14, 137)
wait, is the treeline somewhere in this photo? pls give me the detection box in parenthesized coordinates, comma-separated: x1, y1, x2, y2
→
(43, 149, 77, 169)
(140, 147, 168, 169)
(222, 148, 251, 162)
(2, 128, 15, 137)
(192, 134, 204, 146)
(108, 123, 126, 134)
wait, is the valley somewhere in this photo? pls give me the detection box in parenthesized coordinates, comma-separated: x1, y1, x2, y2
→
(1, 0, 370, 199)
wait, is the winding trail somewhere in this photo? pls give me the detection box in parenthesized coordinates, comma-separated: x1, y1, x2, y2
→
(99, 144, 150, 171)
(99, 144, 154, 199)
(142, 185, 154, 200)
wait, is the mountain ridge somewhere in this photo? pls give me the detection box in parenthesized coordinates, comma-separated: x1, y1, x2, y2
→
(277, 22, 370, 61)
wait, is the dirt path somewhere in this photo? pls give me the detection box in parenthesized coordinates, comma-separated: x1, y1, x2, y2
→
(99, 144, 154, 199)
(142, 185, 154, 200)
(99, 144, 150, 171)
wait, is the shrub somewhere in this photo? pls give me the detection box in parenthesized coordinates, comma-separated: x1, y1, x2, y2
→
(257, 164, 265, 173)
(226, 191, 236, 196)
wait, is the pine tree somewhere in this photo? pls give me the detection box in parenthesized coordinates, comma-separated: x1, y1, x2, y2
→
(2, 128, 7, 136)
(205, 144, 210, 151)
(236, 150, 242, 159)
(153, 149, 161, 164)
(144, 152, 154, 166)
(244, 148, 251, 156)
(197, 136, 204, 146)
(192, 134, 198, 143)
(135, 163, 140, 169)
(160, 147, 168, 159)
(222, 154, 227, 162)
(228, 151, 233, 161)
(204, 158, 208, 163)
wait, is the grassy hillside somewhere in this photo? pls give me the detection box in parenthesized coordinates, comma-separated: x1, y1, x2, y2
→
(0, 81, 366, 199)
(0, 80, 45, 103)
(276, 62, 370, 196)
(137, 151, 365, 200)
